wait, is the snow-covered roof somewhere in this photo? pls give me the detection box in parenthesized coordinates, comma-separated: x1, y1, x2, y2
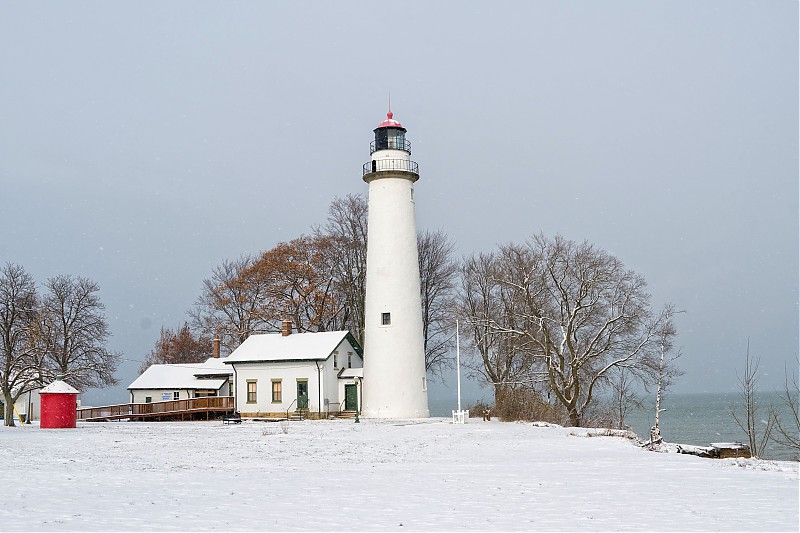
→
(128, 359, 228, 391)
(338, 368, 363, 379)
(40, 379, 80, 394)
(376, 111, 405, 130)
(193, 357, 233, 377)
(224, 331, 361, 364)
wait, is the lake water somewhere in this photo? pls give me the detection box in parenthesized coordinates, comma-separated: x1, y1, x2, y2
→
(429, 392, 798, 461)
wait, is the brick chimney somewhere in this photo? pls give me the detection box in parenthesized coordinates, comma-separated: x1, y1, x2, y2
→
(281, 319, 292, 336)
(213, 334, 220, 358)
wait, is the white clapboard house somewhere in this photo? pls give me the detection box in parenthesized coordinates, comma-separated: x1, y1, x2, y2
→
(224, 323, 363, 419)
(128, 357, 233, 404)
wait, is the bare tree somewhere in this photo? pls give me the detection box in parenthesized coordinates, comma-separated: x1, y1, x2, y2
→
(0, 263, 40, 426)
(650, 308, 683, 443)
(418, 229, 458, 376)
(314, 194, 369, 344)
(190, 255, 273, 352)
(315, 194, 457, 364)
(459, 252, 539, 407)
(40, 275, 120, 390)
(190, 195, 456, 364)
(246, 235, 344, 333)
(606, 367, 644, 430)
(140, 323, 212, 374)
(770, 365, 800, 455)
(730, 341, 775, 459)
(461, 235, 676, 427)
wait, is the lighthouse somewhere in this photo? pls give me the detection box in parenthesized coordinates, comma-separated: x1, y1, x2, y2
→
(361, 110, 430, 419)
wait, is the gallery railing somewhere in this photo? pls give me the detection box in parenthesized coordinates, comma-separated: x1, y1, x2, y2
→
(362, 159, 419, 176)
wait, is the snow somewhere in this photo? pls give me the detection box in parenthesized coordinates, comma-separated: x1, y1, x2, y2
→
(338, 367, 363, 378)
(1, 419, 796, 531)
(193, 357, 234, 376)
(224, 330, 352, 363)
(39, 379, 80, 394)
(128, 362, 226, 390)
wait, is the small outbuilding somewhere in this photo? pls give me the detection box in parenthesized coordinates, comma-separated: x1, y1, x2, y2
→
(127, 357, 233, 404)
(40, 377, 80, 429)
(11, 389, 40, 423)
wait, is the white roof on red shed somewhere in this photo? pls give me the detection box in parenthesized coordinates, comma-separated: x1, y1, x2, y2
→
(40, 379, 80, 394)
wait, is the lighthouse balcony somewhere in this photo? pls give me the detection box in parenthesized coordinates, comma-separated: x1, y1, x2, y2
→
(363, 159, 419, 176)
(370, 139, 412, 155)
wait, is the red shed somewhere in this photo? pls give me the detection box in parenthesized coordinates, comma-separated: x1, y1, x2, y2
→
(40, 377, 79, 429)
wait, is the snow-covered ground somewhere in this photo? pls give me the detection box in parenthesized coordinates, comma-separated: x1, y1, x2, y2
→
(1, 419, 797, 531)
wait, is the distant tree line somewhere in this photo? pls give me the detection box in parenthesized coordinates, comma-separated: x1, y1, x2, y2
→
(150, 194, 682, 428)
(0, 264, 119, 426)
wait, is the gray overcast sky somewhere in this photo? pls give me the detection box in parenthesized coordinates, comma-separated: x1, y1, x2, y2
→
(1, 2, 797, 405)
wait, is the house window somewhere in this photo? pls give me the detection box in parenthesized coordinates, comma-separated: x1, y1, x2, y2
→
(145, 396, 152, 404)
(271, 380, 282, 403)
(247, 380, 257, 403)
(348, 352, 353, 369)
(173, 391, 179, 400)
(381, 312, 391, 326)
(333, 351, 339, 369)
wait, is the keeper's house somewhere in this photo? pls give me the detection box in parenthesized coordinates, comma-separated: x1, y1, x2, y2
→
(128, 357, 233, 404)
(224, 321, 363, 419)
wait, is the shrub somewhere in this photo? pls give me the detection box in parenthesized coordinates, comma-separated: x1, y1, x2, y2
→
(494, 387, 567, 425)
(466, 400, 494, 418)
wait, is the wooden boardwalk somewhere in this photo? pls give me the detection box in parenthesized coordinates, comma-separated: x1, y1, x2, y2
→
(77, 396, 235, 422)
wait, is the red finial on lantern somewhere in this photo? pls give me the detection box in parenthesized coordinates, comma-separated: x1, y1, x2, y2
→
(376, 92, 405, 129)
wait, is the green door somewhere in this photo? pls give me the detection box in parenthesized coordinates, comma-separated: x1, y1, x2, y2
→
(344, 384, 358, 411)
(297, 380, 309, 409)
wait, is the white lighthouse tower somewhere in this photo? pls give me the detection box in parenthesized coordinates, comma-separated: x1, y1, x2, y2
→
(361, 110, 430, 419)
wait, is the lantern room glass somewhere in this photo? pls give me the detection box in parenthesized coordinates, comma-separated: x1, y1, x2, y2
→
(374, 127, 406, 151)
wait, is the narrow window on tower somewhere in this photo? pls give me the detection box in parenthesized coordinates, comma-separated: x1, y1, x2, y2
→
(422, 377, 427, 392)
(381, 312, 391, 326)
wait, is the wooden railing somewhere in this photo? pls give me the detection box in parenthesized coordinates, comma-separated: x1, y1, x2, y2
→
(77, 396, 235, 420)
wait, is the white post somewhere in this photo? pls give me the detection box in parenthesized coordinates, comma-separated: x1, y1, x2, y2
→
(452, 319, 468, 424)
(456, 319, 462, 412)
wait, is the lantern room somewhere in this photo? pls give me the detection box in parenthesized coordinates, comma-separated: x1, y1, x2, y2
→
(363, 110, 419, 179)
(370, 112, 410, 154)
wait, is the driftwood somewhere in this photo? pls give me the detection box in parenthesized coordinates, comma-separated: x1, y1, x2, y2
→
(676, 442, 751, 459)
(710, 442, 751, 459)
(677, 444, 719, 458)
